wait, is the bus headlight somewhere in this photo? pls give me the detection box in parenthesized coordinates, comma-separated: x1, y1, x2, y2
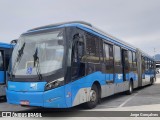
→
(45, 77, 64, 91)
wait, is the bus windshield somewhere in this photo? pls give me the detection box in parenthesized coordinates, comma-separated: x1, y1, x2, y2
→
(11, 29, 65, 77)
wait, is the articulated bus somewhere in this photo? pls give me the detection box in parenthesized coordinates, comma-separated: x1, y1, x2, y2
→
(6, 21, 156, 108)
(0, 42, 13, 98)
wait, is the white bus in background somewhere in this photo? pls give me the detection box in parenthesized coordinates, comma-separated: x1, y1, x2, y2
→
(156, 64, 160, 74)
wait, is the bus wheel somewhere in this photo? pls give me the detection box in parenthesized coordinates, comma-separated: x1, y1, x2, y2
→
(126, 81, 133, 95)
(84, 84, 98, 109)
(150, 78, 154, 85)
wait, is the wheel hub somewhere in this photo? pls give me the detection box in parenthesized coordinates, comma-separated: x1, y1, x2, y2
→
(90, 90, 97, 102)
(130, 84, 132, 92)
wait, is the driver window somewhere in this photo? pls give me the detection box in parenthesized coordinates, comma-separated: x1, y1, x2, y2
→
(71, 33, 85, 80)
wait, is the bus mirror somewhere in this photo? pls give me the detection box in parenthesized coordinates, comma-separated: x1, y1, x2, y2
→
(78, 34, 84, 43)
(11, 39, 18, 45)
(78, 37, 84, 43)
(73, 33, 85, 59)
(73, 33, 84, 43)
(11, 39, 17, 45)
(78, 34, 85, 59)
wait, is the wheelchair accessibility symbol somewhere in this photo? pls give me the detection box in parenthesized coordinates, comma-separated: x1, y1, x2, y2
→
(26, 67, 32, 74)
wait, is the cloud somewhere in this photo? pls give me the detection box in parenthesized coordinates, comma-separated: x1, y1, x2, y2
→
(0, 0, 160, 56)
(123, 32, 160, 55)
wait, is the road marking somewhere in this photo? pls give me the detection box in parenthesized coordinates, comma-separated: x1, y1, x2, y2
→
(118, 93, 139, 108)
(97, 105, 117, 108)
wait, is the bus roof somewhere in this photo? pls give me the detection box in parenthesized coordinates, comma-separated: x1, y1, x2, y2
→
(28, 21, 92, 31)
(0, 42, 12, 48)
(26, 21, 153, 59)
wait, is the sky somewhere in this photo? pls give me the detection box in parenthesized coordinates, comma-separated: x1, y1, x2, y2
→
(0, 0, 160, 56)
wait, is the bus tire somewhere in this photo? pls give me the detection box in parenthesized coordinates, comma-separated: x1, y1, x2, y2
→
(126, 81, 133, 95)
(84, 84, 98, 109)
(150, 78, 154, 85)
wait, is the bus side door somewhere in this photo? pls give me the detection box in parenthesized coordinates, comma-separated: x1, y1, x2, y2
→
(114, 46, 123, 93)
(122, 49, 129, 82)
(103, 43, 114, 96)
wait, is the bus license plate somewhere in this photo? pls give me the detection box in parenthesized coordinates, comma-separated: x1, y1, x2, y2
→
(20, 100, 30, 105)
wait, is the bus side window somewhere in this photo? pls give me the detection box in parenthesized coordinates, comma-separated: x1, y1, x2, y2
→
(142, 56, 145, 73)
(114, 45, 121, 66)
(152, 61, 154, 69)
(0, 51, 4, 71)
(128, 51, 133, 69)
(104, 43, 114, 73)
(150, 59, 152, 69)
(144, 57, 147, 70)
(132, 52, 137, 68)
(114, 46, 122, 74)
(99, 40, 103, 62)
(145, 57, 148, 71)
(85, 33, 100, 63)
(148, 59, 150, 69)
(149, 59, 151, 69)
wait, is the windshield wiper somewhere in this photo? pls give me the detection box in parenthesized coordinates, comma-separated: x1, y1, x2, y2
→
(33, 48, 42, 80)
(10, 42, 26, 78)
(17, 42, 26, 62)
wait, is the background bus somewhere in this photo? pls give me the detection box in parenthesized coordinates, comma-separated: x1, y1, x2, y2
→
(6, 21, 156, 108)
(0, 42, 13, 98)
(156, 64, 160, 74)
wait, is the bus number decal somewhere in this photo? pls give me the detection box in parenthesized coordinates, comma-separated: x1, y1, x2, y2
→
(118, 74, 123, 79)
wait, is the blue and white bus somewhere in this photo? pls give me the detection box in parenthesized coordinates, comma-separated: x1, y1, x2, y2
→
(0, 42, 13, 98)
(6, 21, 156, 108)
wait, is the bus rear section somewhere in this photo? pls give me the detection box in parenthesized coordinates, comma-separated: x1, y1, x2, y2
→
(0, 43, 13, 98)
(6, 21, 156, 108)
(136, 49, 156, 87)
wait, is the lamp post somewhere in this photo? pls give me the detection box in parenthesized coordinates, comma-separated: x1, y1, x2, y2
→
(154, 48, 156, 60)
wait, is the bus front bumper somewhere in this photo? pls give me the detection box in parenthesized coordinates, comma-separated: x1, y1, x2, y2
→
(6, 87, 67, 108)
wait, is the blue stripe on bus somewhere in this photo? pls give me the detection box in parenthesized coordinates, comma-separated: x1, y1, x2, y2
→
(7, 69, 155, 108)
(0, 42, 13, 48)
(7, 81, 47, 92)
